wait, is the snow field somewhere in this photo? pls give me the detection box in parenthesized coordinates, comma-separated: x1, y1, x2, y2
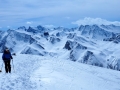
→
(0, 54, 120, 90)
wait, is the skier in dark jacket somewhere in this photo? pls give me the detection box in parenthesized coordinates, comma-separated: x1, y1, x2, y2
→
(2, 49, 13, 73)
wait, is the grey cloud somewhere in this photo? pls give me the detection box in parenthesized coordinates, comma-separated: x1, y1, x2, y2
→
(72, 17, 120, 26)
(0, 0, 120, 29)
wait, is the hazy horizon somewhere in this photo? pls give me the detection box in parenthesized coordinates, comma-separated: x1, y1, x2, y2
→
(0, 0, 120, 30)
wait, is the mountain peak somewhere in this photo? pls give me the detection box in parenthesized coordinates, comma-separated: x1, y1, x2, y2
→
(37, 25, 46, 30)
(18, 26, 26, 30)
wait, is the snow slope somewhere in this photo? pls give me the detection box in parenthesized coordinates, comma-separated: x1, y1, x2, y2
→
(0, 54, 120, 90)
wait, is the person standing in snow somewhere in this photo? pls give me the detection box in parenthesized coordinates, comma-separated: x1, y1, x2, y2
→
(2, 48, 13, 73)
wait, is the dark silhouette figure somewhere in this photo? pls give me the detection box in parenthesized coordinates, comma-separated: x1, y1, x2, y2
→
(2, 49, 13, 73)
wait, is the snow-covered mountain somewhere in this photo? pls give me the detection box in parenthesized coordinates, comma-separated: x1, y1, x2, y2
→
(0, 24, 120, 71)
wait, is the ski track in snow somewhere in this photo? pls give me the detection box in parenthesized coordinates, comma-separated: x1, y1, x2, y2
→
(0, 54, 120, 90)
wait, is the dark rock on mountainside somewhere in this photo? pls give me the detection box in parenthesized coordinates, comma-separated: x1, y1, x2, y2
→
(79, 25, 114, 40)
(81, 51, 103, 67)
(49, 37, 60, 44)
(64, 40, 87, 50)
(82, 51, 93, 63)
(103, 34, 120, 43)
(21, 47, 44, 56)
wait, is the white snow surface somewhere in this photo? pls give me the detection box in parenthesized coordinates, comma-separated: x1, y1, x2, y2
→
(0, 54, 120, 90)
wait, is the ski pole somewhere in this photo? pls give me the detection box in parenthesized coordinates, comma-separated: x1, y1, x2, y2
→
(0, 63, 3, 72)
(12, 59, 15, 72)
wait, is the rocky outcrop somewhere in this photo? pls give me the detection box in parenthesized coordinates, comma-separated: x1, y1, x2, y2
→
(79, 25, 114, 40)
(64, 40, 87, 50)
(49, 37, 61, 44)
(21, 46, 44, 56)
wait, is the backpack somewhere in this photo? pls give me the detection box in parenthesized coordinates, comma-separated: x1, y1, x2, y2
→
(2, 53, 12, 60)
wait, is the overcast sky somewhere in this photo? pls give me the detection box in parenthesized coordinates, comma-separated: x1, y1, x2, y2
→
(0, 0, 120, 30)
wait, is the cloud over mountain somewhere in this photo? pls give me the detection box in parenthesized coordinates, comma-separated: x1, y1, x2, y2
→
(0, 0, 120, 30)
(72, 17, 120, 26)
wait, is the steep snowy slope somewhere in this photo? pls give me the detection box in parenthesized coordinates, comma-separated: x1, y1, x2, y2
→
(100, 24, 120, 33)
(0, 54, 120, 90)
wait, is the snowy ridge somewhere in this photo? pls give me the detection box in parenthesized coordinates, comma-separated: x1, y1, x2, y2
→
(0, 54, 120, 90)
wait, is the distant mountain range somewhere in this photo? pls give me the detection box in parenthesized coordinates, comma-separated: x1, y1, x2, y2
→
(0, 24, 120, 71)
